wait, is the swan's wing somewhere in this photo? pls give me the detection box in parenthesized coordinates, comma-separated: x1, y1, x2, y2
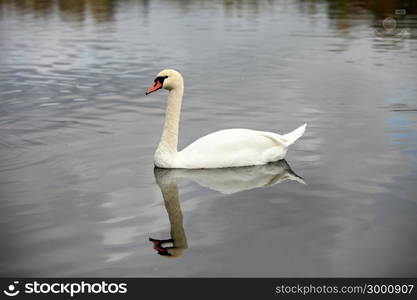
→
(176, 129, 288, 168)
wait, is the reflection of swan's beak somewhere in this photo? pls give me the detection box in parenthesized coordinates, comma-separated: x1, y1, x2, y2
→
(148, 237, 186, 257)
(149, 238, 172, 256)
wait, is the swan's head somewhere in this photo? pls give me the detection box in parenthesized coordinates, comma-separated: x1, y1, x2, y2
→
(145, 69, 183, 95)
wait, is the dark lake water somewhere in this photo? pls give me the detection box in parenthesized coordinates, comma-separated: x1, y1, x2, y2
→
(1, 0, 417, 277)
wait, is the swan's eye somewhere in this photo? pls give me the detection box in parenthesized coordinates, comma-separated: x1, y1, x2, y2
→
(154, 76, 168, 84)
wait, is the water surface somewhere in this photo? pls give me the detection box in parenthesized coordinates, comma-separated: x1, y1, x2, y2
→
(1, 0, 417, 276)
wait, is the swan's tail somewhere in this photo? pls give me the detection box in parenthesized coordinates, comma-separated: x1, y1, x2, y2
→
(282, 123, 307, 147)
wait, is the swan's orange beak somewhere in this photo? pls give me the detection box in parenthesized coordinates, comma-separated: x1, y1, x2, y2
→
(145, 81, 162, 95)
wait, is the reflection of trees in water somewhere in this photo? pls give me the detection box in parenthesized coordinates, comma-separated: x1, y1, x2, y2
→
(0, 0, 272, 21)
(1, 0, 55, 17)
(58, 0, 87, 22)
(297, 0, 417, 17)
(89, 0, 116, 23)
(297, 0, 417, 34)
(0, 0, 415, 32)
(0, 0, 119, 23)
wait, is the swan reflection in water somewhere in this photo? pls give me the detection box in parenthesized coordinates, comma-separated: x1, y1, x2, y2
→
(149, 159, 305, 257)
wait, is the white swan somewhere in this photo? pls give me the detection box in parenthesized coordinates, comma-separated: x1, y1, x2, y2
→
(145, 69, 306, 169)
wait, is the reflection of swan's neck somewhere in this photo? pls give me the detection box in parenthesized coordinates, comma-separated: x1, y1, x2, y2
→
(157, 86, 184, 154)
(156, 169, 188, 257)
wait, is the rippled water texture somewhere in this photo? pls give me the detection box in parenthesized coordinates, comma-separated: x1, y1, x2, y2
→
(1, 0, 417, 276)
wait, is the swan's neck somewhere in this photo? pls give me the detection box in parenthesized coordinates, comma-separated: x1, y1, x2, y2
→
(157, 85, 184, 154)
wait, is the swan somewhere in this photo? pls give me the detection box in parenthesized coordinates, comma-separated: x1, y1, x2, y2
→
(145, 69, 306, 169)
